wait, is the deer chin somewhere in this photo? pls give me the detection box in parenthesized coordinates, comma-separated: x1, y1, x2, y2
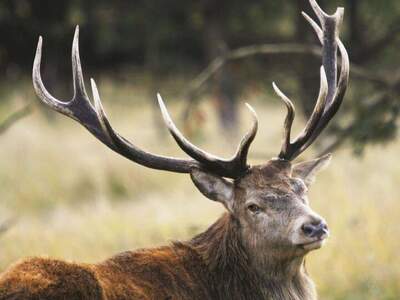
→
(299, 238, 326, 251)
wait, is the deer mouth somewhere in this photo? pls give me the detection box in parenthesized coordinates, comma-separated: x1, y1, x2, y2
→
(299, 238, 326, 251)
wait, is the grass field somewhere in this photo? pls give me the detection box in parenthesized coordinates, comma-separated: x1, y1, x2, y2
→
(0, 79, 399, 299)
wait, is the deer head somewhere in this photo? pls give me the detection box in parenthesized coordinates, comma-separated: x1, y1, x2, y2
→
(33, 0, 348, 265)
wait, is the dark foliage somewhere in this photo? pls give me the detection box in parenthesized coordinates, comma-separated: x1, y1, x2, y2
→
(0, 0, 399, 152)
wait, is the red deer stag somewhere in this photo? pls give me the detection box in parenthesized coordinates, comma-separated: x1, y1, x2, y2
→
(0, 0, 349, 299)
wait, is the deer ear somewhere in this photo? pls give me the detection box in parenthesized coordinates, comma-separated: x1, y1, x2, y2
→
(292, 153, 332, 186)
(190, 169, 234, 212)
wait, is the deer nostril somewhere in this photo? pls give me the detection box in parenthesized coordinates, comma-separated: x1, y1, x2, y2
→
(302, 221, 329, 238)
(301, 224, 315, 237)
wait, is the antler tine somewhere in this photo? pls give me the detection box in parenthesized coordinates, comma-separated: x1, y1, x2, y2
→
(275, 67, 327, 160)
(33, 37, 74, 118)
(234, 103, 258, 169)
(335, 39, 350, 107)
(290, 66, 328, 144)
(276, 0, 349, 161)
(301, 12, 323, 43)
(90, 78, 113, 143)
(308, 0, 328, 22)
(272, 82, 295, 158)
(157, 94, 219, 164)
(72, 26, 90, 100)
(157, 94, 257, 176)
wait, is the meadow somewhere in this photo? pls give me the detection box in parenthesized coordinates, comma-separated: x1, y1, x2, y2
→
(0, 77, 399, 299)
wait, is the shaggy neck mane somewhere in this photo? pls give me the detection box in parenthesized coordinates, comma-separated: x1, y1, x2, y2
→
(189, 213, 316, 300)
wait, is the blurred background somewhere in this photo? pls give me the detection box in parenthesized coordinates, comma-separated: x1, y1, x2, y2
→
(0, 1, 399, 299)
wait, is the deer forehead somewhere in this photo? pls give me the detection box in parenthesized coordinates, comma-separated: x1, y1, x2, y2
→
(236, 160, 300, 192)
(239, 161, 309, 199)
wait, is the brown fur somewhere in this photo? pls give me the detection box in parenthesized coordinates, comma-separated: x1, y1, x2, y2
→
(0, 160, 325, 300)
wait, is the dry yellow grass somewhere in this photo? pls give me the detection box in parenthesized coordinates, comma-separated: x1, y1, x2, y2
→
(0, 81, 399, 299)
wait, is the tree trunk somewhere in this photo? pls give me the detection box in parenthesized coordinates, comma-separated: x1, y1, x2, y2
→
(202, 0, 239, 134)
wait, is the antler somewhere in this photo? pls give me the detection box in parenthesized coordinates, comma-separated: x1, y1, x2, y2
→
(33, 26, 258, 179)
(274, 0, 350, 161)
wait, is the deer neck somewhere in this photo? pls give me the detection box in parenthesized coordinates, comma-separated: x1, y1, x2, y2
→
(190, 213, 316, 300)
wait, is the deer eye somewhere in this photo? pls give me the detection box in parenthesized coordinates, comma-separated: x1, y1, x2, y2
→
(293, 178, 308, 194)
(247, 204, 261, 214)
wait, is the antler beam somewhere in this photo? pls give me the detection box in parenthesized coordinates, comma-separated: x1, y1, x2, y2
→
(275, 0, 350, 160)
(33, 26, 258, 178)
(33, 0, 349, 177)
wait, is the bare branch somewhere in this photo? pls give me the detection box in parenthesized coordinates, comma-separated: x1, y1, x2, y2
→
(0, 104, 32, 135)
(353, 17, 400, 64)
(181, 43, 396, 124)
(318, 87, 400, 156)
(182, 43, 321, 122)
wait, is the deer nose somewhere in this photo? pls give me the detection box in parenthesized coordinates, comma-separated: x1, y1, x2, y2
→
(301, 220, 329, 239)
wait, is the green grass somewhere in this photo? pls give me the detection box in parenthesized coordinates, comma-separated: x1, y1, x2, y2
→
(0, 80, 399, 299)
